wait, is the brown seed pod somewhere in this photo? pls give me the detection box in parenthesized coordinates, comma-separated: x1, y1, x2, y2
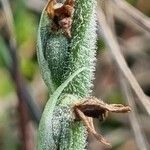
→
(46, 0, 74, 37)
(74, 97, 131, 147)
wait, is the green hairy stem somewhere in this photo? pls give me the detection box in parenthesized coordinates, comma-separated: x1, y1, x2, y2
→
(37, 0, 97, 149)
(38, 68, 88, 150)
(64, 0, 97, 97)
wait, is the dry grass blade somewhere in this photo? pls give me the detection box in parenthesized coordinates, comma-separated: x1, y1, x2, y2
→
(104, 2, 149, 148)
(0, 0, 16, 47)
(96, 4, 150, 115)
(120, 79, 148, 150)
(103, 2, 149, 148)
(112, 0, 150, 33)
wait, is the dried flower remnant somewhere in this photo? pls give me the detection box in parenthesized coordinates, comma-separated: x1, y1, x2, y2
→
(46, 0, 74, 37)
(74, 97, 131, 147)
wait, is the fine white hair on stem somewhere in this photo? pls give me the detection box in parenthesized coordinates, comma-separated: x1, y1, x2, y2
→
(96, 2, 150, 115)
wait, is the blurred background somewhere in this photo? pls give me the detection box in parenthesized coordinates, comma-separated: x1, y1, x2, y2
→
(0, 0, 150, 149)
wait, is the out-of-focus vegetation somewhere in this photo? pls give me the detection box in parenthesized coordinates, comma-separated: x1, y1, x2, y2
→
(0, 0, 150, 150)
(0, 0, 40, 149)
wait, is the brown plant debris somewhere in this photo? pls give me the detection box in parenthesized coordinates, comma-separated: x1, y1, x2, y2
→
(46, 0, 74, 37)
(74, 97, 131, 147)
